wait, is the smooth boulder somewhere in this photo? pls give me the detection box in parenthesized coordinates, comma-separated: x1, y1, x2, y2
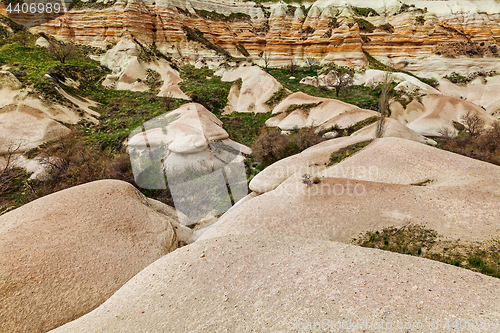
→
(51, 235, 500, 332)
(0, 180, 179, 333)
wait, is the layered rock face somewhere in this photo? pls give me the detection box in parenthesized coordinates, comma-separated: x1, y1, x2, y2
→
(3, 0, 500, 74)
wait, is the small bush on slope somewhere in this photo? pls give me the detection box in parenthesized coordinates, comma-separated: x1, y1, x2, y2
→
(355, 225, 500, 279)
(251, 127, 324, 168)
(437, 120, 500, 166)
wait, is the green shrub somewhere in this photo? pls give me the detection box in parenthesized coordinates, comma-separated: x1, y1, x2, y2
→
(181, 26, 230, 58)
(328, 140, 372, 165)
(378, 23, 394, 33)
(355, 18, 375, 33)
(251, 127, 324, 167)
(328, 18, 339, 28)
(265, 87, 290, 108)
(352, 6, 379, 17)
(194, 9, 251, 22)
(144, 68, 163, 91)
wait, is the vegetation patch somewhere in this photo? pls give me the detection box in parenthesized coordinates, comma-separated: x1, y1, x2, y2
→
(443, 71, 497, 86)
(344, 116, 379, 135)
(265, 87, 290, 109)
(181, 26, 230, 58)
(378, 23, 394, 33)
(355, 225, 500, 279)
(69, 0, 116, 9)
(355, 18, 375, 33)
(144, 68, 163, 91)
(0, 167, 32, 215)
(194, 9, 251, 22)
(251, 127, 325, 169)
(220, 112, 273, 147)
(328, 140, 372, 165)
(436, 119, 500, 166)
(328, 18, 339, 29)
(284, 102, 321, 115)
(178, 64, 232, 114)
(352, 6, 379, 17)
(266, 67, 380, 110)
(355, 225, 437, 256)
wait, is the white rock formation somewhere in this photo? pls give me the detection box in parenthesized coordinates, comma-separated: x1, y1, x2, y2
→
(101, 34, 189, 99)
(221, 64, 282, 114)
(266, 92, 379, 131)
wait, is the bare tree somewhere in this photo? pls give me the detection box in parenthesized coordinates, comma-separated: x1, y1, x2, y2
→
(461, 111, 485, 137)
(326, 66, 355, 97)
(304, 57, 319, 71)
(0, 142, 23, 197)
(48, 42, 76, 64)
(376, 72, 392, 138)
(288, 56, 298, 74)
(438, 126, 456, 140)
(259, 51, 271, 71)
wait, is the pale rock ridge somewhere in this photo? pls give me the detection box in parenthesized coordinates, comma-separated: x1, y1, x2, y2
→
(405, 95, 498, 136)
(249, 135, 370, 194)
(350, 117, 437, 145)
(221, 65, 282, 114)
(101, 34, 189, 99)
(266, 92, 378, 130)
(201, 137, 500, 245)
(0, 72, 98, 156)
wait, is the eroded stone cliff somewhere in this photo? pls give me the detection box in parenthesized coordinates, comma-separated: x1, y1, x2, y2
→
(2, 0, 500, 74)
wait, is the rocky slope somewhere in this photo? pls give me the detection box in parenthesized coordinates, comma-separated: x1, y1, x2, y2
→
(0, 180, 189, 333)
(3, 0, 500, 75)
(51, 235, 500, 332)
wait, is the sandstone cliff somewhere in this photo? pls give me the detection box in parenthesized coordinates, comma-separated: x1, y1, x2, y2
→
(2, 0, 500, 75)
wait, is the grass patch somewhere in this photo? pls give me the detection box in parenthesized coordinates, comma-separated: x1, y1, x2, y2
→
(220, 112, 273, 147)
(355, 18, 375, 33)
(178, 64, 232, 114)
(355, 225, 500, 279)
(265, 86, 290, 109)
(328, 140, 372, 165)
(344, 116, 379, 135)
(194, 9, 251, 22)
(181, 26, 230, 58)
(266, 67, 380, 109)
(355, 225, 438, 256)
(352, 7, 379, 17)
(284, 102, 322, 115)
